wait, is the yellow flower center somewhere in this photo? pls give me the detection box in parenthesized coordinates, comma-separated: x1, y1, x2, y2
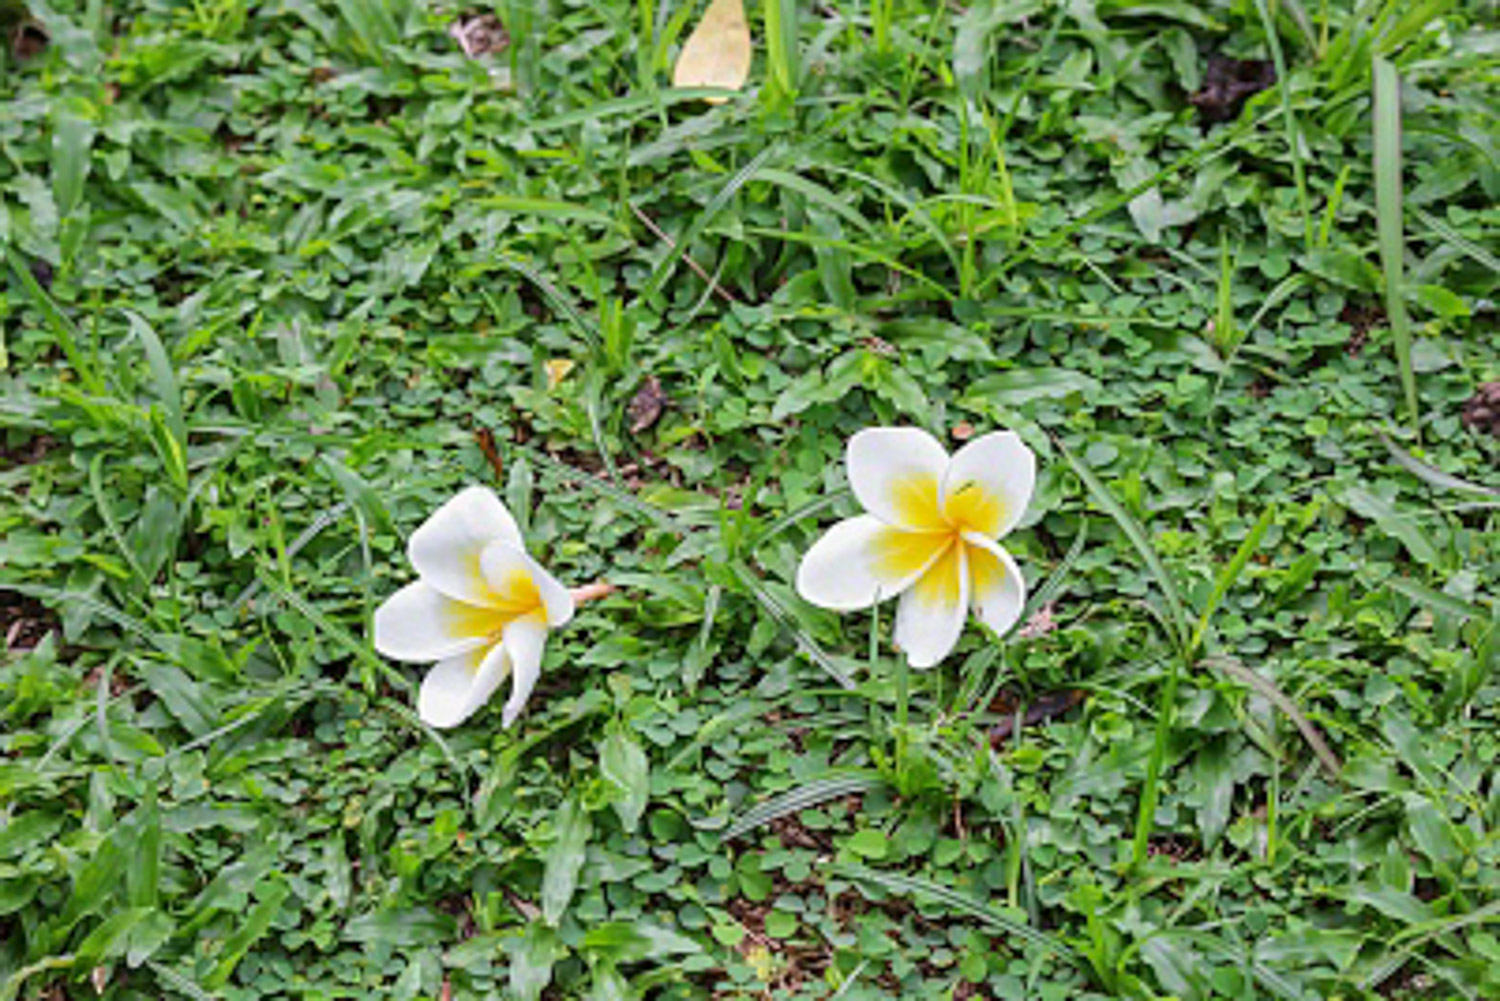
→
(875, 474, 1005, 593)
(445, 566, 545, 655)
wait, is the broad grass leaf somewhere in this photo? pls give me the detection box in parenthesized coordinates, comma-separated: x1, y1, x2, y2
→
(953, 0, 1044, 98)
(206, 880, 291, 987)
(581, 920, 702, 962)
(126, 782, 161, 909)
(1348, 885, 1433, 926)
(0, 811, 63, 859)
(76, 907, 156, 965)
(672, 0, 751, 101)
(137, 660, 217, 737)
(1340, 486, 1441, 568)
(599, 727, 649, 833)
(1189, 736, 1234, 850)
(342, 906, 456, 947)
(1303, 246, 1380, 293)
(1403, 794, 1463, 873)
(50, 97, 96, 219)
(506, 923, 561, 1001)
(542, 797, 591, 925)
(1140, 935, 1209, 1001)
(967, 368, 1100, 406)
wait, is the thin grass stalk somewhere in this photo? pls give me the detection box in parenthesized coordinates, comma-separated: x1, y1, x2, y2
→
(1255, 0, 1313, 251)
(1132, 657, 1180, 868)
(1373, 55, 1419, 435)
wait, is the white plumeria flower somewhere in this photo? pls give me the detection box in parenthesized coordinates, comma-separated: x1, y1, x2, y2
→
(795, 427, 1035, 668)
(373, 486, 575, 729)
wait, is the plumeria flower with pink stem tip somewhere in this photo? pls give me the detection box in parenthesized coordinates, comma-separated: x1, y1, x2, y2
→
(372, 486, 611, 729)
(795, 427, 1035, 668)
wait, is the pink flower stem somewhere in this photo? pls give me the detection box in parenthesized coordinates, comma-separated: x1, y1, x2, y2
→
(568, 581, 616, 606)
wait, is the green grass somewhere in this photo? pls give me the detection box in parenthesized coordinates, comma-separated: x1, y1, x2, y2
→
(2, 0, 1499, 999)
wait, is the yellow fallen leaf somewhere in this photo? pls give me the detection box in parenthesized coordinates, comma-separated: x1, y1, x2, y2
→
(545, 358, 575, 390)
(672, 0, 751, 102)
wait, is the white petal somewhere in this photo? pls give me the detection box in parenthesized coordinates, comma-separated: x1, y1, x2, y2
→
(408, 486, 524, 604)
(418, 642, 510, 729)
(893, 541, 970, 668)
(965, 533, 1027, 638)
(941, 430, 1035, 538)
(796, 515, 951, 611)
(531, 559, 574, 627)
(499, 616, 548, 728)
(846, 427, 951, 531)
(372, 581, 495, 662)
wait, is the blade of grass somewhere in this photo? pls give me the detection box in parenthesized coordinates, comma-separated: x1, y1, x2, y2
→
(122, 309, 185, 449)
(529, 87, 741, 131)
(820, 163, 961, 275)
(1189, 503, 1275, 657)
(832, 864, 1078, 962)
(1058, 440, 1187, 647)
(1058, 439, 1194, 867)
(488, 254, 601, 355)
(472, 194, 622, 230)
(1020, 517, 1088, 622)
(1378, 431, 1499, 497)
(742, 226, 956, 302)
(1202, 656, 1342, 780)
(1361, 899, 1500, 993)
(763, 0, 798, 99)
(1384, 576, 1486, 623)
(728, 558, 856, 690)
(254, 568, 410, 693)
(643, 144, 778, 301)
(1255, 0, 1313, 251)
(1373, 55, 1419, 436)
(723, 773, 884, 841)
(754, 168, 875, 236)
(1412, 206, 1500, 276)
(6, 246, 104, 396)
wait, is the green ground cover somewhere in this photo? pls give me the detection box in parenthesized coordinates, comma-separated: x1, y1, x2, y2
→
(2, 0, 1498, 997)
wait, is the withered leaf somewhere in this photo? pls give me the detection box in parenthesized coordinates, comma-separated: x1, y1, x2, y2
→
(628, 376, 668, 434)
(672, 0, 751, 102)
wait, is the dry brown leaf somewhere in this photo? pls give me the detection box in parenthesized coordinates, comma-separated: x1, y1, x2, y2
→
(545, 358, 575, 390)
(628, 376, 668, 433)
(672, 0, 751, 102)
(447, 12, 507, 58)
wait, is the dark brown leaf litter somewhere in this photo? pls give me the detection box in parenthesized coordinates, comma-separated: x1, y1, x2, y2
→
(1189, 55, 1275, 124)
(1, 432, 56, 472)
(1462, 382, 1500, 438)
(988, 688, 1086, 747)
(448, 12, 508, 58)
(10, 20, 46, 60)
(1340, 300, 1386, 356)
(1, 590, 56, 652)
(627, 375, 668, 434)
(1016, 601, 1057, 639)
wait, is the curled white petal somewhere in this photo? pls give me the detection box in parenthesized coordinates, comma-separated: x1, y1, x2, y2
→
(408, 486, 524, 604)
(418, 642, 511, 729)
(846, 427, 951, 530)
(499, 615, 548, 728)
(796, 515, 949, 611)
(893, 541, 970, 668)
(942, 430, 1035, 539)
(373, 581, 493, 663)
(527, 554, 575, 627)
(964, 532, 1027, 638)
